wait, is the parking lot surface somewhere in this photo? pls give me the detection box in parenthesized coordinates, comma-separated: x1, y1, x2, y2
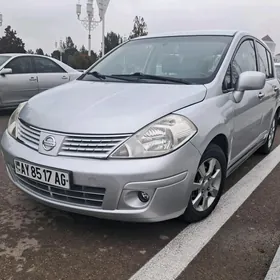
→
(0, 110, 280, 280)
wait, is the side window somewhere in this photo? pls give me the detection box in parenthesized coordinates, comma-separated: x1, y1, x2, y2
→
(256, 42, 272, 79)
(5, 57, 34, 74)
(231, 40, 257, 87)
(223, 40, 257, 91)
(34, 57, 65, 73)
(266, 49, 274, 78)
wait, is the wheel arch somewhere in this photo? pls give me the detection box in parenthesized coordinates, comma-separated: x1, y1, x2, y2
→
(276, 106, 280, 120)
(207, 134, 229, 164)
(191, 124, 231, 166)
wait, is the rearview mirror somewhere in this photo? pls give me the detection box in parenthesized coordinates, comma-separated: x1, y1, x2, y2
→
(0, 68, 12, 75)
(233, 71, 266, 103)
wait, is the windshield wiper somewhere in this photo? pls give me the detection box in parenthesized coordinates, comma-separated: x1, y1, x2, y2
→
(111, 72, 192, 85)
(87, 71, 106, 80)
(86, 71, 138, 82)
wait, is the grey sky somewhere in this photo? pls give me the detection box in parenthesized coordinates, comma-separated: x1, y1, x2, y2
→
(1, 0, 280, 54)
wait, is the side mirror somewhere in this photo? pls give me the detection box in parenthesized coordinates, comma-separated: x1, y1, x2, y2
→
(0, 68, 12, 76)
(233, 71, 266, 103)
(235, 71, 265, 91)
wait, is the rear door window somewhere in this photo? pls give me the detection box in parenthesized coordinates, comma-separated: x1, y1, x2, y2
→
(256, 42, 273, 79)
(34, 57, 66, 73)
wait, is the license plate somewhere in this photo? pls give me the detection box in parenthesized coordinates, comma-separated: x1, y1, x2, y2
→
(14, 160, 70, 189)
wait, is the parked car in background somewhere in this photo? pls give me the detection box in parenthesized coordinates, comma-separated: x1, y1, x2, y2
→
(0, 54, 81, 109)
(1, 30, 280, 223)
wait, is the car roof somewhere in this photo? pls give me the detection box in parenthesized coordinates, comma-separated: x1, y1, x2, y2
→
(0, 53, 48, 58)
(131, 30, 249, 40)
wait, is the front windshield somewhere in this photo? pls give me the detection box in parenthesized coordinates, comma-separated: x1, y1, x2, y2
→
(0, 56, 11, 67)
(83, 35, 232, 84)
(275, 65, 280, 79)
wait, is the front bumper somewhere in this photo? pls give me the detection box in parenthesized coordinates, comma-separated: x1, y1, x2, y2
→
(1, 130, 201, 222)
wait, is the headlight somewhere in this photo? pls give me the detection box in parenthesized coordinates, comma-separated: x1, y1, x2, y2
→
(110, 114, 197, 158)
(7, 102, 27, 138)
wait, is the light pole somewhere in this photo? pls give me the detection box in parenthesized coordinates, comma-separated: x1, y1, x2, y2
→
(96, 0, 111, 57)
(55, 39, 64, 61)
(76, 0, 100, 57)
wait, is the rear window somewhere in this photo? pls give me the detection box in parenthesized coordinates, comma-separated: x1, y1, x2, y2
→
(0, 56, 11, 67)
(275, 65, 280, 79)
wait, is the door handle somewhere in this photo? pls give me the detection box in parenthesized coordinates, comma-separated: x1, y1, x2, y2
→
(62, 76, 68, 80)
(273, 86, 279, 93)
(29, 77, 37, 82)
(258, 92, 265, 99)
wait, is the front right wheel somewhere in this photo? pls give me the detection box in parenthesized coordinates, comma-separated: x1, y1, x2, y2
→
(259, 114, 277, 155)
(182, 143, 226, 223)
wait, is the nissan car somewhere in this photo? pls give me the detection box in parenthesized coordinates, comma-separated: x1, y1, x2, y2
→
(1, 30, 279, 223)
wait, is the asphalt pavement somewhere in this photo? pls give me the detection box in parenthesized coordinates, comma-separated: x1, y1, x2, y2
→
(178, 162, 280, 280)
(0, 110, 280, 280)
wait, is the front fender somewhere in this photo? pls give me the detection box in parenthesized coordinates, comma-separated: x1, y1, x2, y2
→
(175, 93, 234, 156)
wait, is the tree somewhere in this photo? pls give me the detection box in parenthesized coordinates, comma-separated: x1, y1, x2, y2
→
(67, 51, 96, 70)
(80, 45, 87, 55)
(27, 49, 34, 54)
(0, 25, 26, 53)
(104, 31, 123, 54)
(51, 37, 99, 69)
(63, 36, 76, 50)
(51, 50, 61, 60)
(61, 36, 78, 65)
(36, 48, 44, 55)
(129, 16, 148, 39)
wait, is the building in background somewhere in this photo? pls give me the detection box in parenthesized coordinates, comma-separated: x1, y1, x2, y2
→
(262, 35, 276, 57)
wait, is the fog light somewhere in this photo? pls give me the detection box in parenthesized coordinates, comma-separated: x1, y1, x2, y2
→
(138, 191, 150, 203)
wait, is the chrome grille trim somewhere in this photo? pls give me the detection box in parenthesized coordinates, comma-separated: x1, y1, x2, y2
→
(59, 134, 131, 158)
(17, 120, 40, 150)
(17, 120, 131, 158)
(9, 165, 106, 208)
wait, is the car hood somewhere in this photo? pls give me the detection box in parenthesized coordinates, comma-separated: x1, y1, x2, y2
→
(20, 80, 206, 134)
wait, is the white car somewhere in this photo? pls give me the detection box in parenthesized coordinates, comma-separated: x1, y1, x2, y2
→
(0, 53, 82, 109)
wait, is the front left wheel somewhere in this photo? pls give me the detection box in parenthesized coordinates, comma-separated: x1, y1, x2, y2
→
(182, 144, 226, 223)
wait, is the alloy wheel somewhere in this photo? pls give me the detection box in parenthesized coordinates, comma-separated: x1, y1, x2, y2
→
(268, 118, 276, 149)
(191, 158, 222, 212)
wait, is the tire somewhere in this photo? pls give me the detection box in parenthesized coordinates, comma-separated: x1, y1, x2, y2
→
(259, 114, 277, 155)
(182, 143, 227, 223)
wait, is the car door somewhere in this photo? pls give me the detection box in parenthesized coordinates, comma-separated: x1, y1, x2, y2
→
(33, 56, 70, 93)
(0, 56, 39, 105)
(255, 41, 279, 133)
(225, 39, 264, 164)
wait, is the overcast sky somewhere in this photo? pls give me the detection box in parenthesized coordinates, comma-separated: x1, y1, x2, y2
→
(1, 0, 280, 55)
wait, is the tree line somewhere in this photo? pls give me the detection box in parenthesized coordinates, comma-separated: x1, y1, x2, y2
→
(0, 16, 148, 69)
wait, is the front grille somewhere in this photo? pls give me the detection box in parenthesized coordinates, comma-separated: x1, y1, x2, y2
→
(17, 120, 131, 159)
(59, 134, 131, 158)
(10, 167, 106, 208)
(17, 120, 40, 150)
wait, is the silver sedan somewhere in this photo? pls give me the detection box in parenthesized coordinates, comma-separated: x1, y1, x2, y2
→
(0, 54, 81, 109)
